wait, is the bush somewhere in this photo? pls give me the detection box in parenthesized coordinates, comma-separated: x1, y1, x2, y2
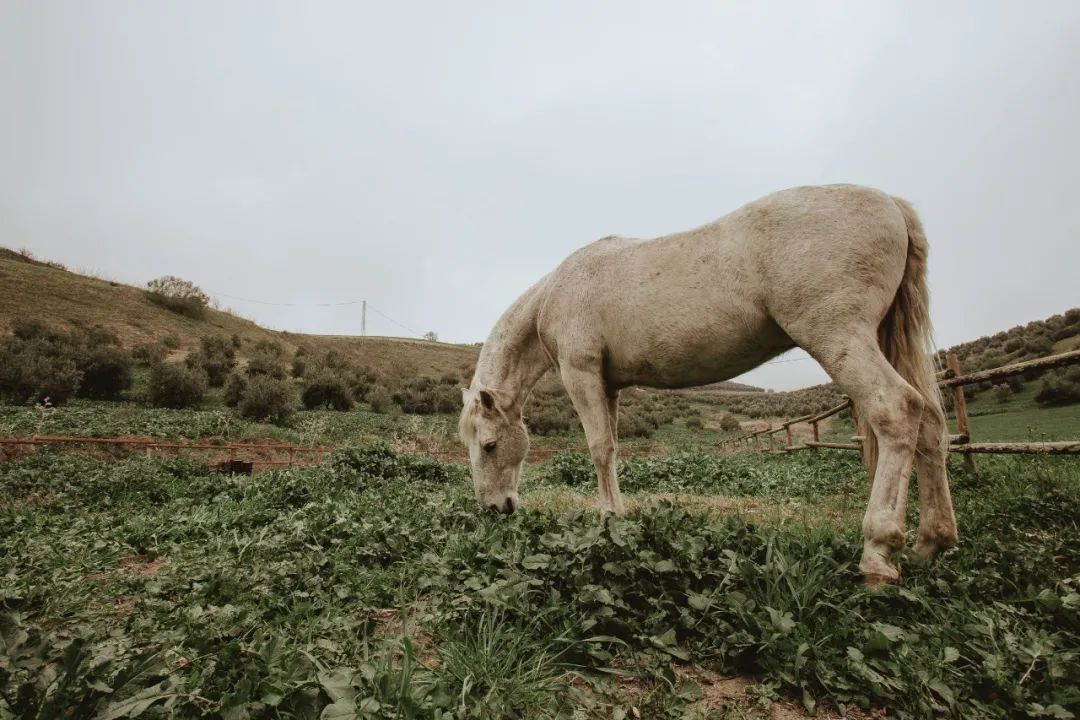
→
(146, 276, 209, 318)
(350, 367, 387, 401)
(237, 375, 295, 424)
(526, 409, 575, 436)
(223, 372, 247, 407)
(132, 341, 168, 366)
(1035, 367, 1080, 406)
(76, 346, 133, 400)
(187, 336, 236, 387)
(617, 414, 654, 439)
(993, 384, 1014, 404)
(685, 415, 704, 430)
(0, 338, 82, 405)
(719, 413, 742, 432)
(366, 385, 394, 413)
(301, 371, 354, 411)
(245, 340, 287, 379)
(393, 377, 461, 414)
(146, 362, 207, 409)
(161, 333, 182, 350)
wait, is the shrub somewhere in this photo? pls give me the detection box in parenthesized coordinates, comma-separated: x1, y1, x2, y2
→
(291, 356, 306, 378)
(993, 384, 1014, 404)
(223, 372, 247, 407)
(350, 367, 387, 401)
(237, 375, 295, 424)
(301, 371, 354, 411)
(146, 362, 207, 409)
(76, 346, 133, 400)
(146, 276, 209, 318)
(685, 415, 704, 430)
(0, 338, 82, 405)
(366, 385, 394, 413)
(161, 333, 182, 350)
(720, 413, 742, 432)
(187, 336, 236, 387)
(1035, 367, 1080, 406)
(526, 409, 574, 436)
(394, 377, 461, 414)
(245, 340, 287, 379)
(230, 333, 242, 348)
(617, 414, 654, 439)
(132, 342, 168, 365)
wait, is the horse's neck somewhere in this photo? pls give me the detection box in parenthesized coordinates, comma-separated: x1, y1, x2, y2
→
(473, 281, 553, 412)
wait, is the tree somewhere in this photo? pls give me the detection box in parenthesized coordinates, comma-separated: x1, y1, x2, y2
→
(146, 276, 210, 318)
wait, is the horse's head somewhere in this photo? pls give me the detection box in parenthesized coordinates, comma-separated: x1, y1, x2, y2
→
(458, 387, 529, 514)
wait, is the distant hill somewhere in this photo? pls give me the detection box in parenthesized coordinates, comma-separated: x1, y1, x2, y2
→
(942, 308, 1080, 373)
(0, 247, 478, 381)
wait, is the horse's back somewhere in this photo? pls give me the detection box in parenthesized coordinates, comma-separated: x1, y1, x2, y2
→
(540, 184, 911, 388)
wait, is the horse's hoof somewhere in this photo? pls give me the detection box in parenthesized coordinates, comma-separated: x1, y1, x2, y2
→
(863, 571, 900, 589)
(913, 533, 958, 561)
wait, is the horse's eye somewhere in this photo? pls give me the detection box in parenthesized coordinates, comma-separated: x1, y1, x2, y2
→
(483, 441, 497, 453)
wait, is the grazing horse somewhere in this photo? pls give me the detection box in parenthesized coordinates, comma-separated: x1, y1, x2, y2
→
(459, 184, 958, 583)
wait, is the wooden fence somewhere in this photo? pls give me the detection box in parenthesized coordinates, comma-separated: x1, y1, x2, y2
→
(0, 435, 334, 471)
(717, 349, 1080, 463)
(2, 349, 1077, 472)
(0, 433, 669, 472)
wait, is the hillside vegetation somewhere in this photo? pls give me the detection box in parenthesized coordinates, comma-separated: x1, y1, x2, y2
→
(0, 247, 477, 381)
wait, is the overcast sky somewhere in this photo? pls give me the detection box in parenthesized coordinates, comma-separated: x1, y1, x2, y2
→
(2, 2, 1078, 389)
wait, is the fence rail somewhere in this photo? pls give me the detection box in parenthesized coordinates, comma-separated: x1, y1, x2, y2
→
(0, 434, 334, 470)
(2, 350, 1077, 472)
(718, 349, 1080, 459)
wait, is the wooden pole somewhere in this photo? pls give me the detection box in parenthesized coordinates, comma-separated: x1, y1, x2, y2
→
(810, 420, 820, 450)
(947, 351, 976, 471)
(784, 423, 793, 453)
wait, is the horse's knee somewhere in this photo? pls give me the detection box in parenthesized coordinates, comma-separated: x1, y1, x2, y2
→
(866, 386, 923, 450)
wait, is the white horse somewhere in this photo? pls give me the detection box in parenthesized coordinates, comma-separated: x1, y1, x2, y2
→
(459, 184, 958, 583)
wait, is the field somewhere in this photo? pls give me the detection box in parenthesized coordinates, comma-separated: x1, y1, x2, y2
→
(3, 251, 1080, 717)
(962, 384, 1080, 442)
(2, 444, 1079, 719)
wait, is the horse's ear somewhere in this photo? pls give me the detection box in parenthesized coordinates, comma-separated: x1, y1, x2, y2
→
(478, 389, 496, 411)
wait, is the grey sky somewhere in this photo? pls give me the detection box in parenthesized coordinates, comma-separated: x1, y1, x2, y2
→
(2, 2, 1078, 389)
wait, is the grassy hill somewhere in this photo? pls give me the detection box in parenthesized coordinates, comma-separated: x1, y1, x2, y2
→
(0, 247, 478, 381)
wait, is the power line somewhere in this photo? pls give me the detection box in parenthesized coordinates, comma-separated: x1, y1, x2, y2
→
(366, 302, 420, 336)
(208, 289, 421, 337)
(762, 354, 816, 366)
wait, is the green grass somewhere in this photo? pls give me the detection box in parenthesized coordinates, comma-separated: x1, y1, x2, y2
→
(957, 384, 1080, 442)
(2, 447, 1078, 719)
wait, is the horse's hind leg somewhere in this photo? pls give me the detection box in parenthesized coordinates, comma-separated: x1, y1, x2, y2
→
(802, 333, 925, 583)
(912, 407, 958, 560)
(559, 360, 625, 515)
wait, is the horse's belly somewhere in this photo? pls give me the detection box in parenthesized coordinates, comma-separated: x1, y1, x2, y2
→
(603, 313, 795, 390)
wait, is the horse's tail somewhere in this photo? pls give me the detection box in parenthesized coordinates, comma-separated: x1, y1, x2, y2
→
(860, 197, 946, 475)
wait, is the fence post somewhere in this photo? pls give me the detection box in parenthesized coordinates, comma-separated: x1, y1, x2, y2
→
(810, 420, 819, 450)
(784, 423, 793, 452)
(947, 351, 977, 471)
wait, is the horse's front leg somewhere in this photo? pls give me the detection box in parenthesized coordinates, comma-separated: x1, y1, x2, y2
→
(560, 362, 625, 515)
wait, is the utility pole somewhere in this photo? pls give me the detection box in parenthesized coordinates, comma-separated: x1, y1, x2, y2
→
(361, 300, 367, 337)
